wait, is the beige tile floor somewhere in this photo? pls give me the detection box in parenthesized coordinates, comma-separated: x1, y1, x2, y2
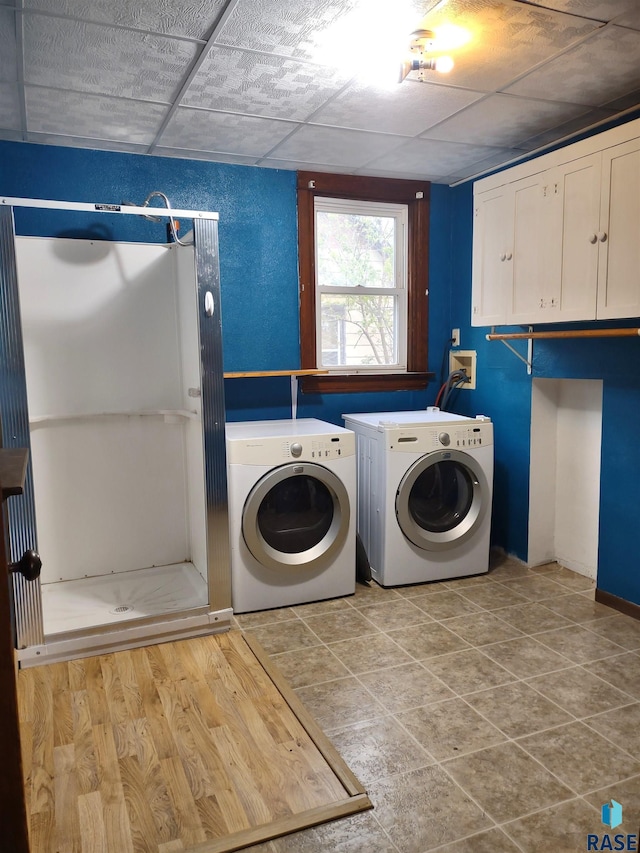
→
(234, 554, 640, 853)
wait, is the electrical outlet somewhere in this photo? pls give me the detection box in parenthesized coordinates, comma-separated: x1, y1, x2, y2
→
(451, 328, 460, 347)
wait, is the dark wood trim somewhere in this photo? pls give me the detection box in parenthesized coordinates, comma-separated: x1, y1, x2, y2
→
(595, 588, 640, 621)
(407, 190, 429, 372)
(244, 632, 368, 798)
(297, 184, 316, 370)
(0, 450, 31, 853)
(297, 172, 431, 390)
(300, 372, 433, 394)
(297, 172, 430, 203)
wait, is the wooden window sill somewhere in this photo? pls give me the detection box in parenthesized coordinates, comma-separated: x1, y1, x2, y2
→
(299, 372, 434, 394)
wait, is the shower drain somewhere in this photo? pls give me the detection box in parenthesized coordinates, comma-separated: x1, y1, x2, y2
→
(111, 604, 134, 614)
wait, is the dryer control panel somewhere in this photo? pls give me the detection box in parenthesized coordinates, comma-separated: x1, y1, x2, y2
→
(386, 421, 493, 452)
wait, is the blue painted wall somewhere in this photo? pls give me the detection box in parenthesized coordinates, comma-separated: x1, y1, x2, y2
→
(0, 140, 439, 425)
(4, 135, 638, 606)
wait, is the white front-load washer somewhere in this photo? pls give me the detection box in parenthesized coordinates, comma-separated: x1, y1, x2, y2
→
(226, 418, 356, 613)
(343, 409, 493, 586)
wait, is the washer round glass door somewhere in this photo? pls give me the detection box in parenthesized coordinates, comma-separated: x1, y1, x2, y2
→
(242, 462, 350, 571)
(395, 450, 489, 552)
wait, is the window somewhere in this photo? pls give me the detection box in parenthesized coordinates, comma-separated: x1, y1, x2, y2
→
(297, 172, 432, 393)
(315, 197, 408, 372)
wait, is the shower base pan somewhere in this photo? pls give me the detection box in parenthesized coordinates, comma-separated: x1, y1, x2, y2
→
(18, 562, 231, 667)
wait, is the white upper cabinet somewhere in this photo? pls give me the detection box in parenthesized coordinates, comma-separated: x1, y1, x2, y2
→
(510, 173, 560, 325)
(597, 138, 640, 319)
(471, 118, 640, 326)
(472, 171, 558, 326)
(547, 153, 601, 322)
(471, 184, 511, 326)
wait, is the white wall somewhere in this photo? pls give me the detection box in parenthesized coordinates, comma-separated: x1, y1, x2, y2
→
(529, 378, 603, 579)
(16, 237, 198, 583)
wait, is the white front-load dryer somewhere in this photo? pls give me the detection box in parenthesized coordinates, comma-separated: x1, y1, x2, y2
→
(226, 418, 356, 613)
(343, 409, 493, 587)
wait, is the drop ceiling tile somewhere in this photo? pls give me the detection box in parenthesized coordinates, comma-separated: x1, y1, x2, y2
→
(215, 0, 458, 63)
(364, 136, 516, 178)
(504, 25, 640, 107)
(310, 79, 485, 136)
(214, 0, 361, 60)
(255, 158, 346, 173)
(521, 1, 638, 23)
(0, 7, 17, 81)
(0, 129, 22, 142)
(25, 86, 168, 143)
(23, 15, 198, 101)
(602, 88, 640, 111)
(160, 107, 298, 156)
(268, 124, 407, 168)
(25, 132, 150, 154)
(353, 166, 449, 181)
(449, 148, 530, 182)
(515, 107, 620, 152)
(615, 10, 640, 29)
(0, 81, 20, 130)
(417, 0, 600, 92)
(24, 0, 228, 40)
(421, 93, 589, 147)
(182, 47, 350, 120)
(154, 147, 260, 166)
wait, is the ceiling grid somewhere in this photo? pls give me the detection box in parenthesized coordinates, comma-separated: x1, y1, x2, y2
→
(0, 0, 639, 183)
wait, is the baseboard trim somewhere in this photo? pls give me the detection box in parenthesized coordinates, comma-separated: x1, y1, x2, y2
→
(595, 588, 640, 621)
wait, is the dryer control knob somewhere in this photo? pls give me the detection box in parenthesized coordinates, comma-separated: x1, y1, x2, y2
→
(290, 442, 303, 457)
(438, 432, 451, 446)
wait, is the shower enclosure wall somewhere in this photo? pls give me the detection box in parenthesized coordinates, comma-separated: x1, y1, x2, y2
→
(0, 200, 231, 666)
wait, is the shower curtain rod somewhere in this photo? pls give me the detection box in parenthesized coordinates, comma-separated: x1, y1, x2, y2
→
(1, 195, 218, 221)
(487, 328, 640, 341)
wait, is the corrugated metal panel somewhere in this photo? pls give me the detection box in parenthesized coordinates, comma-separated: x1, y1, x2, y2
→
(0, 206, 44, 649)
(193, 217, 231, 612)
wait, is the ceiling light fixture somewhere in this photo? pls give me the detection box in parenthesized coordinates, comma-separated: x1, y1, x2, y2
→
(398, 29, 454, 83)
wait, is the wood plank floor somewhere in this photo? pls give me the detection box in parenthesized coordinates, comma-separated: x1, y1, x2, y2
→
(17, 631, 370, 853)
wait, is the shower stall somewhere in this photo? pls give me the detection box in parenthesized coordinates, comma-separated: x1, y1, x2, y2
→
(0, 197, 231, 666)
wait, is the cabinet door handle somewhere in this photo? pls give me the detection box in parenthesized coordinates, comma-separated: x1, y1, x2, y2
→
(598, 231, 608, 242)
(588, 233, 597, 244)
(499, 252, 506, 261)
(505, 252, 512, 260)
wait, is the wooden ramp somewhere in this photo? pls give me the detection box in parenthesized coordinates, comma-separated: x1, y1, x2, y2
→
(17, 631, 371, 852)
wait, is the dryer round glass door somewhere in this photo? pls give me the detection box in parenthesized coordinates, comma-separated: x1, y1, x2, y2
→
(395, 450, 489, 551)
(242, 462, 350, 571)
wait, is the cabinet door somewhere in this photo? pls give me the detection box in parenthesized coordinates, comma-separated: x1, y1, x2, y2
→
(597, 138, 640, 319)
(550, 153, 601, 322)
(471, 186, 511, 326)
(509, 174, 558, 325)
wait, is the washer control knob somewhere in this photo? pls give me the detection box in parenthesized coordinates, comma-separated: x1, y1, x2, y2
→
(438, 432, 451, 446)
(290, 442, 303, 457)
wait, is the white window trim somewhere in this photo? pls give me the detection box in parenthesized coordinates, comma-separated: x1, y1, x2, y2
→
(313, 196, 409, 373)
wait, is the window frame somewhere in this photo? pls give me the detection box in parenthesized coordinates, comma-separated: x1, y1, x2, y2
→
(297, 171, 432, 393)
